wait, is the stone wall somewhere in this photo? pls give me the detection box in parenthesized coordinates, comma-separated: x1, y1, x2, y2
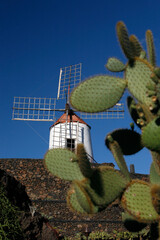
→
(0, 158, 148, 237)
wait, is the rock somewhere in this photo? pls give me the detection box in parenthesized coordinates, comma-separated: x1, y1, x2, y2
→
(41, 222, 63, 240)
(0, 169, 60, 240)
(19, 212, 59, 240)
(0, 169, 31, 211)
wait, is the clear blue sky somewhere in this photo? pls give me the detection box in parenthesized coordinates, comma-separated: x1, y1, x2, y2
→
(1, 0, 160, 174)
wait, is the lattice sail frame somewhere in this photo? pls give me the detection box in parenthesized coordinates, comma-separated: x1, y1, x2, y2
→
(57, 63, 82, 100)
(12, 97, 56, 121)
(12, 63, 124, 122)
(57, 63, 124, 119)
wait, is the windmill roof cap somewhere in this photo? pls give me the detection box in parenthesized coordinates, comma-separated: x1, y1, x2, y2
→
(50, 112, 91, 128)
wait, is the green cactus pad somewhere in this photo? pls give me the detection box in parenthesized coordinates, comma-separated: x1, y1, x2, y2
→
(84, 166, 128, 207)
(105, 129, 143, 155)
(122, 212, 147, 232)
(129, 35, 143, 58)
(151, 184, 160, 215)
(126, 58, 154, 107)
(67, 187, 85, 213)
(73, 181, 99, 214)
(139, 51, 147, 59)
(150, 72, 159, 84)
(141, 117, 160, 152)
(76, 144, 93, 178)
(157, 84, 160, 103)
(105, 57, 125, 72)
(127, 97, 143, 129)
(44, 148, 84, 181)
(146, 30, 156, 67)
(151, 151, 160, 176)
(70, 75, 126, 113)
(116, 21, 134, 60)
(67, 187, 88, 214)
(121, 180, 159, 223)
(154, 67, 160, 78)
(146, 81, 156, 91)
(105, 137, 131, 181)
(150, 162, 160, 184)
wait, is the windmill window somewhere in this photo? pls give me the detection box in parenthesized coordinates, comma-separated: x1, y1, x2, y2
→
(66, 139, 75, 151)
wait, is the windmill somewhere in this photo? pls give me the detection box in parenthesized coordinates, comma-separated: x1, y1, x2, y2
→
(12, 63, 124, 162)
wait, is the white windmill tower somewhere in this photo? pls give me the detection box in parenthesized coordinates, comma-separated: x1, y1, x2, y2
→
(12, 63, 124, 162)
(49, 64, 93, 160)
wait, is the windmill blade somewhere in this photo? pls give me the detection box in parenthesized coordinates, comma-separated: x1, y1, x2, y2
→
(79, 103, 124, 119)
(12, 97, 57, 121)
(57, 63, 82, 100)
(12, 63, 125, 164)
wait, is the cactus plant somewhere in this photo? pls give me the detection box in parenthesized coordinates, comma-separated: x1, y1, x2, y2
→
(105, 134, 131, 182)
(44, 145, 129, 214)
(84, 166, 128, 207)
(121, 180, 159, 222)
(44, 148, 84, 181)
(141, 117, 160, 152)
(70, 75, 126, 113)
(69, 180, 99, 214)
(76, 144, 93, 178)
(122, 211, 147, 232)
(44, 21, 160, 238)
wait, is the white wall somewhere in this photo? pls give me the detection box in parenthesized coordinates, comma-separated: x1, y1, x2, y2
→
(49, 122, 93, 162)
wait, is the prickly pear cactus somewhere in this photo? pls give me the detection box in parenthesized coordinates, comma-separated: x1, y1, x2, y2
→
(44, 21, 160, 237)
(44, 148, 84, 181)
(70, 75, 126, 113)
(44, 144, 129, 214)
(121, 180, 159, 222)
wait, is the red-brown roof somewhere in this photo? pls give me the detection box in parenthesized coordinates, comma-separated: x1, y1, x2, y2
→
(50, 112, 90, 128)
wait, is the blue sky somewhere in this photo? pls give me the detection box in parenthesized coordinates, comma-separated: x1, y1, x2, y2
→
(1, 0, 160, 174)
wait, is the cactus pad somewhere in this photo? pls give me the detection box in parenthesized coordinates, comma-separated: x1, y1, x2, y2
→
(44, 148, 84, 181)
(151, 152, 160, 176)
(121, 180, 159, 223)
(106, 57, 125, 72)
(129, 35, 143, 58)
(122, 212, 147, 232)
(146, 30, 156, 66)
(76, 144, 93, 178)
(105, 129, 143, 155)
(127, 96, 144, 129)
(151, 184, 160, 215)
(85, 166, 128, 207)
(67, 187, 88, 214)
(150, 162, 160, 185)
(73, 180, 99, 214)
(126, 58, 154, 107)
(154, 67, 160, 78)
(141, 117, 160, 152)
(116, 21, 134, 60)
(105, 137, 131, 181)
(70, 75, 126, 113)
